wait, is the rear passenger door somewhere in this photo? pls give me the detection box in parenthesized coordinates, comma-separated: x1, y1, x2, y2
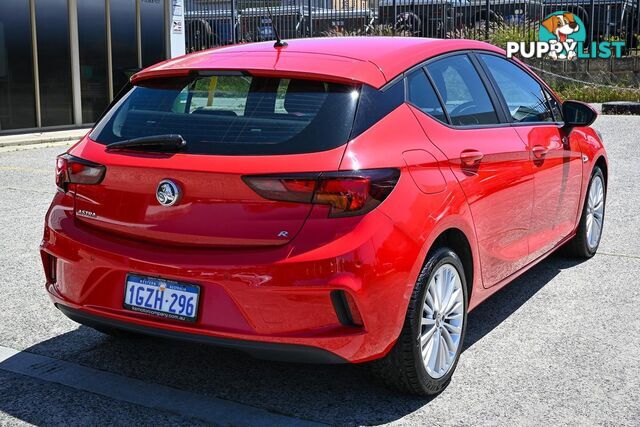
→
(407, 53, 535, 288)
(476, 53, 583, 261)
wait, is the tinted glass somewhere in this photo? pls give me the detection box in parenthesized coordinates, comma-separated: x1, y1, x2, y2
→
(140, 0, 165, 67)
(111, 0, 138, 93)
(78, 0, 109, 123)
(36, 0, 73, 126)
(90, 76, 359, 155)
(185, 75, 250, 114)
(0, 0, 36, 131)
(351, 80, 404, 137)
(406, 68, 446, 123)
(480, 54, 554, 123)
(426, 55, 499, 126)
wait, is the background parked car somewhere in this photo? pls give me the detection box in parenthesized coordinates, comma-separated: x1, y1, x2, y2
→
(185, 8, 236, 50)
(457, 0, 544, 27)
(186, 4, 376, 46)
(542, 0, 639, 46)
(377, 0, 460, 37)
(309, 7, 375, 36)
(240, 6, 304, 41)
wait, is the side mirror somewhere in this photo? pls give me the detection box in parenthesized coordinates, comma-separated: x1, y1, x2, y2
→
(561, 100, 597, 133)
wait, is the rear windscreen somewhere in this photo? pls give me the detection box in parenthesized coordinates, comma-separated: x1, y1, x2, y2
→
(90, 74, 360, 155)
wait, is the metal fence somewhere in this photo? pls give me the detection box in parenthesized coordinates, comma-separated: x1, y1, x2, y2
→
(184, 0, 640, 54)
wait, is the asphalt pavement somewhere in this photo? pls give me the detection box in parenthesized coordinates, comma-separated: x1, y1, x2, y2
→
(0, 116, 638, 426)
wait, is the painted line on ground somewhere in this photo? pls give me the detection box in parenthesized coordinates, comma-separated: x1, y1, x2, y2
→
(0, 345, 323, 426)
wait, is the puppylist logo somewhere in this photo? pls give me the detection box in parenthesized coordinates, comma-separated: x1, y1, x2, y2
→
(506, 11, 625, 60)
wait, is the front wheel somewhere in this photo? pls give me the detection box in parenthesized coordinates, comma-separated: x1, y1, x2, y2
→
(369, 247, 468, 395)
(565, 166, 606, 258)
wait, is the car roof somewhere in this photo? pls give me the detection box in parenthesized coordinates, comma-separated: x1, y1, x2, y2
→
(132, 37, 504, 88)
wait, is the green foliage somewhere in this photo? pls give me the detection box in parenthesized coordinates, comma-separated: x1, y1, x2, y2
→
(550, 83, 640, 102)
(322, 24, 411, 37)
(601, 35, 623, 42)
(488, 25, 537, 49)
(446, 21, 537, 48)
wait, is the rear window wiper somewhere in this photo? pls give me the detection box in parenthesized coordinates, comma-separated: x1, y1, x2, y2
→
(105, 134, 186, 152)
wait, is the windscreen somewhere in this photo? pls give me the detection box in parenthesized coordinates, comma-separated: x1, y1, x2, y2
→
(90, 74, 360, 155)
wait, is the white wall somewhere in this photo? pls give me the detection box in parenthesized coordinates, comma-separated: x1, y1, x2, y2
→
(169, 0, 186, 57)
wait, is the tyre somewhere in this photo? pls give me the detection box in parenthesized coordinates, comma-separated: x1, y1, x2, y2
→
(369, 247, 468, 395)
(565, 166, 606, 258)
(394, 12, 422, 36)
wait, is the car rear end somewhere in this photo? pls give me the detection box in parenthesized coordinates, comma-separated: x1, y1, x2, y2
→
(41, 66, 417, 363)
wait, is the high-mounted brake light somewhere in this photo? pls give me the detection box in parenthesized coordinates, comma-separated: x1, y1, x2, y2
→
(56, 154, 106, 192)
(243, 169, 399, 218)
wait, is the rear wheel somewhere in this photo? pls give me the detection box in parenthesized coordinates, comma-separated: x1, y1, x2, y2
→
(369, 247, 468, 395)
(565, 166, 606, 258)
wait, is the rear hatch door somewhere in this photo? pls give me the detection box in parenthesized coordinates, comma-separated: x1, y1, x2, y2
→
(71, 72, 359, 247)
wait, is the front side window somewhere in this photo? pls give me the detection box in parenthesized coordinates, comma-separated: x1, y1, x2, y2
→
(479, 54, 555, 123)
(90, 74, 359, 155)
(426, 55, 499, 126)
(546, 91, 563, 121)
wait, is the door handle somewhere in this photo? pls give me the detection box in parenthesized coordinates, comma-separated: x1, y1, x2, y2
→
(532, 145, 549, 159)
(460, 150, 484, 166)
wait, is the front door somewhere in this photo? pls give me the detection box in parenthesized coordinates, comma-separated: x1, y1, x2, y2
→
(477, 53, 584, 260)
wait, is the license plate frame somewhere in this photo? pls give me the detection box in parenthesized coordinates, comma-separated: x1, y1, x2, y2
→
(123, 274, 200, 323)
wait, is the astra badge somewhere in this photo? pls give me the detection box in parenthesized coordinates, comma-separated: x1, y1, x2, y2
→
(156, 180, 180, 206)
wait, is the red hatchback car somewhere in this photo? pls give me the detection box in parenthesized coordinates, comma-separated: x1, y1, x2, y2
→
(41, 37, 607, 395)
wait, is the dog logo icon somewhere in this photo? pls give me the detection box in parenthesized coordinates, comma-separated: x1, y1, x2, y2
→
(539, 12, 586, 60)
(506, 11, 624, 60)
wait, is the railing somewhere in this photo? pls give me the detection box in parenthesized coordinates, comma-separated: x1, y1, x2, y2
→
(184, 0, 640, 55)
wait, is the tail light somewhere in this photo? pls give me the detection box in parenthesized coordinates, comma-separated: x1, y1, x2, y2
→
(56, 153, 106, 192)
(243, 168, 399, 218)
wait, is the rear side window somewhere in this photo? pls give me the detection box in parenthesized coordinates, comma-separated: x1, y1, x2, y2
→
(351, 80, 404, 138)
(426, 55, 499, 126)
(90, 75, 359, 155)
(479, 54, 555, 123)
(406, 68, 446, 123)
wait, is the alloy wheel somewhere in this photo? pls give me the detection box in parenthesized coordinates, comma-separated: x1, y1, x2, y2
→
(419, 263, 465, 379)
(586, 175, 605, 249)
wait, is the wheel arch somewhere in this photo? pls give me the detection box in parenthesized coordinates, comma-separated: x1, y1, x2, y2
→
(427, 228, 474, 302)
(594, 155, 608, 186)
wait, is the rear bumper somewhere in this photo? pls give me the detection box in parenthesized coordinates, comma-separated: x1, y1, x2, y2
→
(41, 198, 424, 363)
(55, 303, 346, 363)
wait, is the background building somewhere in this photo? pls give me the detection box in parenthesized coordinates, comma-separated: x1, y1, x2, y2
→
(0, 0, 184, 134)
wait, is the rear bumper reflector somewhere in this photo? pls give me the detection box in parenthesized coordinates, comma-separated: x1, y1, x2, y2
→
(330, 290, 363, 327)
(41, 252, 57, 284)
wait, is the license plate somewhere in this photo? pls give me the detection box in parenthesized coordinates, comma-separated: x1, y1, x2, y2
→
(123, 274, 200, 322)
